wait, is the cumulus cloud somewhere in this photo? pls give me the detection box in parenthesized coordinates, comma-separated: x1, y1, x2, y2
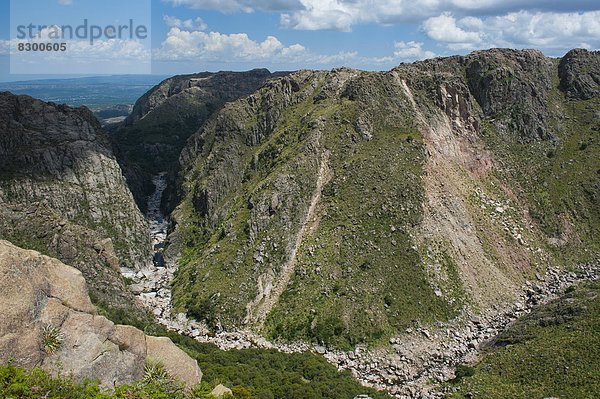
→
(151, 1, 598, 70)
(422, 10, 600, 51)
(4, 29, 150, 61)
(164, 15, 208, 31)
(155, 28, 306, 61)
(422, 12, 482, 46)
(163, 0, 600, 31)
(154, 26, 394, 68)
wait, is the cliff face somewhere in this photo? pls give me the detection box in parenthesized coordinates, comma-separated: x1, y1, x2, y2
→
(0, 92, 150, 269)
(559, 48, 600, 100)
(112, 69, 287, 212)
(166, 49, 599, 347)
(0, 240, 201, 389)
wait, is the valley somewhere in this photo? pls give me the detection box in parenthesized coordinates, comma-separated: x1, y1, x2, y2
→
(0, 48, 598, 399)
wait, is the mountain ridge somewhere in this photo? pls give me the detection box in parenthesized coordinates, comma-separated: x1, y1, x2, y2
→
(158, 48, 599, 349)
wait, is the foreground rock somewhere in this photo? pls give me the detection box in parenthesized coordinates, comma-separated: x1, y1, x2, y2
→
(0, 240, 201, 389)
(0, 201, 153, 326)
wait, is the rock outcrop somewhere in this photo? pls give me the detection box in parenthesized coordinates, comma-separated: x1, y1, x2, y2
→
(0, 240, 201, 389)
(559, 48, 600, 100)
(465, 48, 554, 141)
(0, 92, 150, 269)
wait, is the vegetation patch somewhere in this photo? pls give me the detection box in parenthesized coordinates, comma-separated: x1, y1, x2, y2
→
(448, 281, 600, 399)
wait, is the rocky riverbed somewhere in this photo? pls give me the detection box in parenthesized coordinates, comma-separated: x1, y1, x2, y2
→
(122, 173, 599, 399)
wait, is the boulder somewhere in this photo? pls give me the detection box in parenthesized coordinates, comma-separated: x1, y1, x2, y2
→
(146, 336, 203, 387)
(0, 240, 201, 389)
(211, 384, 233, 397)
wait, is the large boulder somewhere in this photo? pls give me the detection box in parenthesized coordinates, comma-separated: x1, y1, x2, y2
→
(0, 240, 201, 389)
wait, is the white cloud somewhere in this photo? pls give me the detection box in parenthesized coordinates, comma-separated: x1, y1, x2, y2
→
(422, 10, 600, 51)
(0, 40, 9, 55)
(422, 12, 482, 45)
(154, 26, 396, 68)
(58, 0, 73, 5)
(164, 15, 208, 31)
(393, 41, 436, 61)
(162, 0, 600, 32)
(4, 35, 150, 61)
(155, 27, 306, 61)
(281, 0, 360, 32)
(488, 10, 600, 49)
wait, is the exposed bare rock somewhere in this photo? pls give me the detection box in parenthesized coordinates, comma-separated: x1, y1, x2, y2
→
(559, 48, 600, 100)
(211, 384, 233, 397)
(0, 92, 150, 269)
(0, 202, 152, 323)
(465, 49, 554, 141)
(146, 336, 203, 388)
(0, 240, 201, 389)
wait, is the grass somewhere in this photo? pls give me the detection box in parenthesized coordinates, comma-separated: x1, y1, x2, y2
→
(265, 125, 456, 348)
(447, 281, 600, 399)
(40, 325, 64, 354)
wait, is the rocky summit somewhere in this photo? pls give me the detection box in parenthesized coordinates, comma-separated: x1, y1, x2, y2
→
(0, 48, 598, 399)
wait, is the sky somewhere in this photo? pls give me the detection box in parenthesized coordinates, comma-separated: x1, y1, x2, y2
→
(0, 0, 598, 81)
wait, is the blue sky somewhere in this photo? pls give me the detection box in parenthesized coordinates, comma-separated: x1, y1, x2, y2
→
(0, 0, 598, 81)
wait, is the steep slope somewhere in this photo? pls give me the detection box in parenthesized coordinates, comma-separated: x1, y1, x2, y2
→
(0, 92, 150, 269)
(112, 69, 287, 211)
(0, 240, 201, 389)
(167, 49, 599, 349)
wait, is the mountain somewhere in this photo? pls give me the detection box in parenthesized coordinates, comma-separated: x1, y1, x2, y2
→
(111, 69, 288, 212)
(0, 92, 150, 269)
(0, 87, 391, 399)
(0, 48, 598, 399)
(162, 48, 599, 350)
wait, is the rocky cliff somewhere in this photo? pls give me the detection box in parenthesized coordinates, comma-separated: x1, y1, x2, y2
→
(0, 240, 201, 389)
(112, 69, 287, 212)
(0, 92, 150, 269)
(165, 49, 599, 348)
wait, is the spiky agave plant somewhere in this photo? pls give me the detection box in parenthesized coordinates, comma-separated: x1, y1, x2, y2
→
(143, 359, 170, 385)
(142, 359, 185, 395)
(41, 324, 64, 354)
